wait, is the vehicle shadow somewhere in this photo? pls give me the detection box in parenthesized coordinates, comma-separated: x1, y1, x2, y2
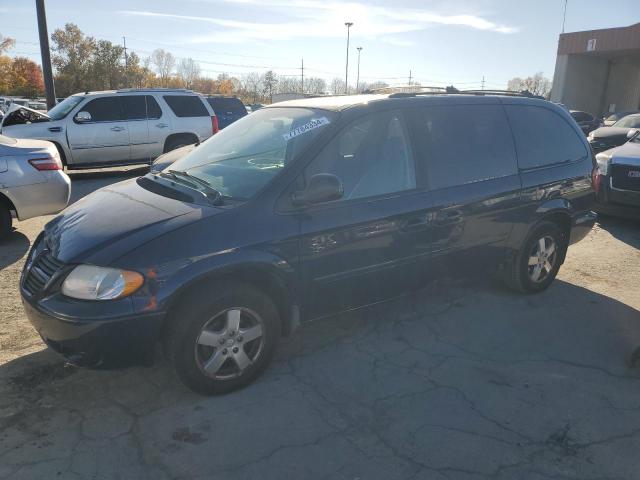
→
(597, 215, 640, 249)
(0, 231, 30, 270)
(67, 166, 149, 204)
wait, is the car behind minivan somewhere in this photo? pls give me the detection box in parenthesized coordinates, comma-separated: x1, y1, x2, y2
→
(21, 93, 596, 395)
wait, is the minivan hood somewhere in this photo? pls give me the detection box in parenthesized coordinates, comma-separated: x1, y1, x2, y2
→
(590, 127, 631, 139)
(44, 177, 220, 264)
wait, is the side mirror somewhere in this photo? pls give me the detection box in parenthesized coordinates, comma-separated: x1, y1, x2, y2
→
(291, 173, 343, 206)
(75, 111, 92, 123)
(627, 129, 639, 140)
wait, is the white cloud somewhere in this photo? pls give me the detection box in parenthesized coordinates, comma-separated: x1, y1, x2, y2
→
(118, 2, 518, 45)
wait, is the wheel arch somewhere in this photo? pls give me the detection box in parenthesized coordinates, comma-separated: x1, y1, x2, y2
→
(0, 191, 18, 215)
(532, 202, 572, 264)
(163, 133, 199, 153)
(161, 262, 297, 339)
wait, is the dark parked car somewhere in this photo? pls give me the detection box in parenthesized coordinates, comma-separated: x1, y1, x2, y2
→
(571, 110, 602, 135)
(205, 96, 247, 129)
(588, 113, 640, 153)
(21, 93, 596, 395)
(593, 130, 640, 217)
(603, 111, 639, 127)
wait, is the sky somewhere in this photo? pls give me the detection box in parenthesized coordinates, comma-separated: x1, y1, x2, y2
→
(0, 0, 637, 90)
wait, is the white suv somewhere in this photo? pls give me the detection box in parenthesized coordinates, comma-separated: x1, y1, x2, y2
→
(0, 89, 218, 169)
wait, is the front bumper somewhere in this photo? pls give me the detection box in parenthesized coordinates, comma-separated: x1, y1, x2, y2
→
(21, 294, 165, 367)
(594, 176, 640, 219)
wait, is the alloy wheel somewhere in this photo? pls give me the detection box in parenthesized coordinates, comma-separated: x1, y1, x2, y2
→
(527, 236, 557, 283)
(194, 307, 265, 380)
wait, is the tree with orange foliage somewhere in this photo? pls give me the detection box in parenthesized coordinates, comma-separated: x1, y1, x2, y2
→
(10, 57, 45, 97)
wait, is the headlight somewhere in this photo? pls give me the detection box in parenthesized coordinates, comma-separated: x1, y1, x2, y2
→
(595, 152, 611, 175)
(61, 265, 144, 300)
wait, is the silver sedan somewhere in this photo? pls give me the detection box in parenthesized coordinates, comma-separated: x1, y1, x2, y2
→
(0, 134, 70, 238)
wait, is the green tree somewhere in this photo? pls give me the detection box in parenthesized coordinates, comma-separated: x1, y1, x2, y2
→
(51, 23, 96, 95)
(92, 40, 125, 89)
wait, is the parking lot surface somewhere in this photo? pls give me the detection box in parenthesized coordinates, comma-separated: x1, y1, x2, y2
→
(1, 168, 639, 480)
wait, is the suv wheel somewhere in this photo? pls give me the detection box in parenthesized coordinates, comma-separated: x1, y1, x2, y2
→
(504, 221, 565, 293)
(0, 203, 12, 240)
(165, 283, 281, 395)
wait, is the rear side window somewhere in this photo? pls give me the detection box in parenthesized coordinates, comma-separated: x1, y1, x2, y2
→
(81, 97, 123, 122)
(146, 96, 162, 119)
(408, 105, 517, 190)
(207, 97, 246, 114)
(505, 105, 588, 169)
(163, 95, 209, 117)
(122, 96, 146, 120)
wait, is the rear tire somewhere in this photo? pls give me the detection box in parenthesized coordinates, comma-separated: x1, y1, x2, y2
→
(164, 136, 195, 153)
(165, 283, 281, 395)
(504, 221, 565, 293)
(0, 203, 12, 240)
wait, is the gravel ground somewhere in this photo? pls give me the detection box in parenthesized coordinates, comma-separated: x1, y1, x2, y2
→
(1, 168, 639, 479)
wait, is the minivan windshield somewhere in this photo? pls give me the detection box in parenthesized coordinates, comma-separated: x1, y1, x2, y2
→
(169, 107, 336, 199)
(47, 95, 84, 120)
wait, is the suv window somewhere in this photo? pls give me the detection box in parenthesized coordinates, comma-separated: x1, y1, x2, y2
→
(408, 105, 517, 190)
(122, 96, 146, 120)
(207, 97, 246, 114)
(163, 95, 209, 117)
(505, 105, 588, 169)
(305, 111, 416, 201)
(122, 95, 163, 120)
(146, 96, 162, 119)
(81, 97, 123, 122)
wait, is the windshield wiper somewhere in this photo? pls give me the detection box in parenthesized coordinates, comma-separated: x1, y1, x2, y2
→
(159, 170, 223, 205)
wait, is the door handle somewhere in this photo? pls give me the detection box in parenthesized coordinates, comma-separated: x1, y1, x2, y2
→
(110, 126, 125, 132)
(155, 123, 168, 128)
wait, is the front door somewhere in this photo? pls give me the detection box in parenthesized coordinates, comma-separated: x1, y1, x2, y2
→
(66, 97, 130, 166)
(292, 110, 433, 319)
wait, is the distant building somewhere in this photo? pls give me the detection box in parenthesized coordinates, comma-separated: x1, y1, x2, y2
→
(551, 23, 640, 116)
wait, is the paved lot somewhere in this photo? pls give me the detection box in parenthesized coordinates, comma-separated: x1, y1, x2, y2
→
(1, 168, 640, 480)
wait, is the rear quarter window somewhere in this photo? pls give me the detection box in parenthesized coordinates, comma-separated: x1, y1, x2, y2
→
(506, 105, 588, 169)
(163, 95, 209, 118)
(207, 97, 246, 114)
(408, 104, 518, 190)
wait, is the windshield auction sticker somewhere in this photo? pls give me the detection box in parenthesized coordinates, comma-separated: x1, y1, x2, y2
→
(282, 117, 330, 141)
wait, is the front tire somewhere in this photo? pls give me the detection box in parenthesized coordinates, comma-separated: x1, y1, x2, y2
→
(165, 283, 281, 395)
(504, 221, 565, 293)
(0, 203, 12, 240)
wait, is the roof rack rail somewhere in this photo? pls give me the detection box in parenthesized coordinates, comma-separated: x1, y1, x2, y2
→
(115, 88, 194, 93)
(459, 89, 545, 99)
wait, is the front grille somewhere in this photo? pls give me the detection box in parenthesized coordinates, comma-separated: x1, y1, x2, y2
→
(22, 251, 65, 296)
(611, 164, 640, 192)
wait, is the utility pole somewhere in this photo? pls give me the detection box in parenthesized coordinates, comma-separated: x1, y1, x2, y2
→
(301, 58, 304, 94)
(356, 47, 362, 94)
(408, 69, 412, 86)
(35, 0, 56, 109)
(481, 76, 485, 90)
(562, 0, 568, 33)
(123, 36, 128, 87)
(344, 22, 353, 94)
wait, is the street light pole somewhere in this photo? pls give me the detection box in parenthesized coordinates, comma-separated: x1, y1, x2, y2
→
(344, 22, 353, 94)
(356, 47, 362, 94)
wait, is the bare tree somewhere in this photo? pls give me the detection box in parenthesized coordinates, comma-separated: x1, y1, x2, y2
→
(330, 77, 345, 95)
(305, 77, 327, 95)
(0, 34, 15, 55)
(150, 49, 175, 86)
(507, 72, 552, 98)
(242, 72, 262, 102)
(177, 58, 200, 88)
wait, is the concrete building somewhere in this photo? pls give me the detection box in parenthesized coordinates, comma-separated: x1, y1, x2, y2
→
(551, 23, 640, 116)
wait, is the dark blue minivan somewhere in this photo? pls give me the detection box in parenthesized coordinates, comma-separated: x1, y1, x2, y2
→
(20, 93, 597, 394)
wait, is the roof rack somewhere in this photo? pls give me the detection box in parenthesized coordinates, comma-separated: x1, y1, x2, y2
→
(383, 87, 545, 100)
(115, 88, 194, 93)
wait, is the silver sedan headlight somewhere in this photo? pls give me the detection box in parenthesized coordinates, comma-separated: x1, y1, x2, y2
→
(61, 265, 144, 300)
